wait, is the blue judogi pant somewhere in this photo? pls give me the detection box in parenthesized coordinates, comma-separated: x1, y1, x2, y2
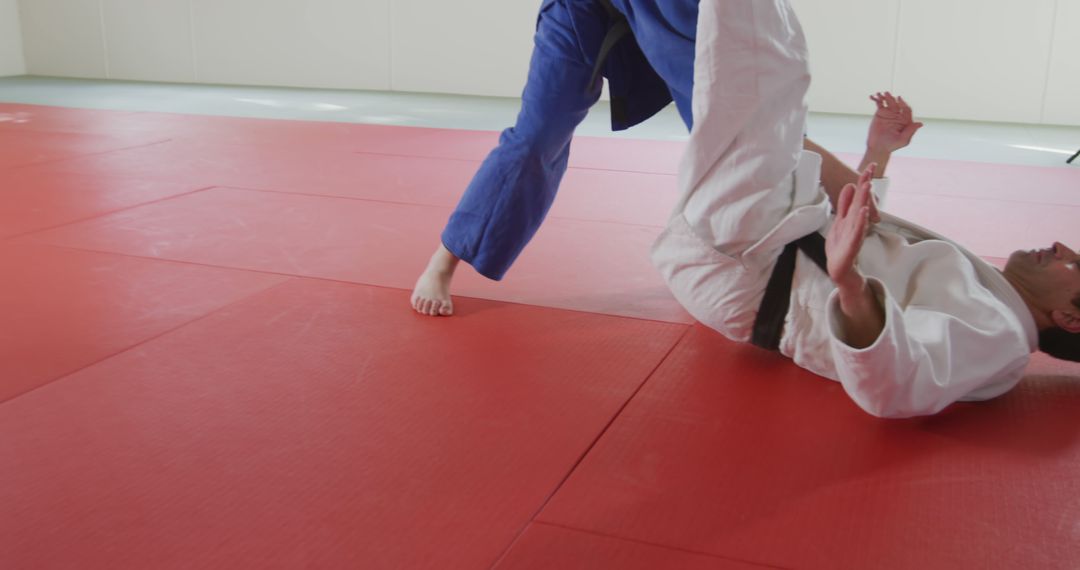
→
(441, 0, 697, 280)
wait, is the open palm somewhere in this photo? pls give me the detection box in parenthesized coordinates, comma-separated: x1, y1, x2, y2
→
(827, 181, 873, 290)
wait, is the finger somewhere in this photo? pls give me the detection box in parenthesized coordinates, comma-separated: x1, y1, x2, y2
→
(852, 181, 872, 211)
(863, 182, 882, 224)
(837, 183, 856, 218)
(854, 206, 870, 237)
(884, 92, 898, 108)
(858, 163, 876, 187)
(855, 181, 879, 225)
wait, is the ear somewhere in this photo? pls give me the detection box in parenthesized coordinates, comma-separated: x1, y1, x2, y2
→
(1051, 309, 1080, 334)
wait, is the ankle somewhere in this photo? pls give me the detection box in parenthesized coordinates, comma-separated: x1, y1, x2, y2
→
(428, 245, 460, 275)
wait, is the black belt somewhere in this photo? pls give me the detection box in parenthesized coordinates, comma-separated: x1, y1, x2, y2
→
(587, 0, 631, 95)
(750, 232, 829, 351)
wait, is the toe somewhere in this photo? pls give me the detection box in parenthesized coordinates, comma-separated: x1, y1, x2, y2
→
(439, 301, 453, 316)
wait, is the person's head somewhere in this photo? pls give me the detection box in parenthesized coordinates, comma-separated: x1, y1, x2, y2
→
(1003, 242, 1080, 361)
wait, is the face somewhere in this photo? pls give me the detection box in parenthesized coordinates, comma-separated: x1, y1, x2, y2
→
(1004, 242, 1080, 331)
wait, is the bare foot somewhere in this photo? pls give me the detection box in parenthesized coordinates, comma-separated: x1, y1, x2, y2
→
(411, 244, 460, 316)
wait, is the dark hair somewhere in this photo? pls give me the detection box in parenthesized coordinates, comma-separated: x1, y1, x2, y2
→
(1038, 294, 1080, 362)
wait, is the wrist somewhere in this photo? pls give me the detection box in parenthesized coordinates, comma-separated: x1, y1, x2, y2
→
(836, 273, 869, 307)
(864, 147, 891, 158)
(860, 149, 891, 177)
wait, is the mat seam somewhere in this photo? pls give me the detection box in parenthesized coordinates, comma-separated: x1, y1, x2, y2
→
(486, 325, 693, 569)
(1, 185, 219, 242)
(530, 520, 793, 570)
(0, 277, 297, 409)
(1, 242, 695, 327)
(5, 137, 174, 172)
(148, 184, 671, 230)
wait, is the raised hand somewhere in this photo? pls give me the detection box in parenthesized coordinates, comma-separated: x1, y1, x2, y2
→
(827, 179, 873, 292)
(866, 92, 923, 155)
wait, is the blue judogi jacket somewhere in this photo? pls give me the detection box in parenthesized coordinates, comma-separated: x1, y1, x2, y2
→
(540, 0, 698, 130)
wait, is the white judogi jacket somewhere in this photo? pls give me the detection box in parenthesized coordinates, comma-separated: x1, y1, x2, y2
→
(653, 0, 1038, 418)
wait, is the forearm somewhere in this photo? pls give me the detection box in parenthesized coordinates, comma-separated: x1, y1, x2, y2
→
(803, 138, 888, 207)
(833, 274, 885, 349)
(858, 148, 891, 179)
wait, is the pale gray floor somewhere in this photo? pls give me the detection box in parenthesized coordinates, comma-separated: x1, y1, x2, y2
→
(2, 76, 1079, 168)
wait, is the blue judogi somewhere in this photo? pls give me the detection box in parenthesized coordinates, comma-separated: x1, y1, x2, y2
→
(441, 0, 698, 280)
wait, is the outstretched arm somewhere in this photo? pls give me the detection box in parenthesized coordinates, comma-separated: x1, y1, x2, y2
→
(804, 91, 923, 212)
(803, 138, 879, 219)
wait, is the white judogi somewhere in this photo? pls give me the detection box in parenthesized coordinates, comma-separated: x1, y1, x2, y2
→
(653, 0, 1038, 418)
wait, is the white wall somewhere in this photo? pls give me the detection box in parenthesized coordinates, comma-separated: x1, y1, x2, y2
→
(794, 0, 1077, 125)
(391, 0, 535, 97)
(0, 0, 25, 76)
(1044, 0, 1080, 125)
(791, 0, 901, 115)
(15, 0, 1080, 126)
(893, 0, 1056, 124)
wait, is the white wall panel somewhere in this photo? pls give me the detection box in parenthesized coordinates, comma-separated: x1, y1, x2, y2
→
(1043, 0, 1080, 126)
(893, 0, 1056, 123)
(0, 0, 25, 76)
(19, 0, 107, 78)
(192, 0, 390, 90)
(391, 0, 536, 97)
(10, 0, 1077, 126)
(102, 0, 195, 83)
(791, 0, 900, 116)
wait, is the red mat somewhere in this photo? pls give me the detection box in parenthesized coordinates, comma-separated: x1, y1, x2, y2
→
(0, 243, 286, 403)
(2, 103, 686, 173)
(2, 103, 1078, 569)
(537, 326, 1080, 570)
(0, 279, 685, 569)
(494, 523, 776, 570)
(0, 130, 168, 170)
(18, 139, 677, 226)
(0, 167, 205, 239)
(19, 186, 690, 323)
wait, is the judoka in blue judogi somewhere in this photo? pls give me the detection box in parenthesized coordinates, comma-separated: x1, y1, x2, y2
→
(412, 0, 699, 316)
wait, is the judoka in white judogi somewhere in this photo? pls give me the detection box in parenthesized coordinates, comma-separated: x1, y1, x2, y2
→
(652, 0, 1040, 418)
